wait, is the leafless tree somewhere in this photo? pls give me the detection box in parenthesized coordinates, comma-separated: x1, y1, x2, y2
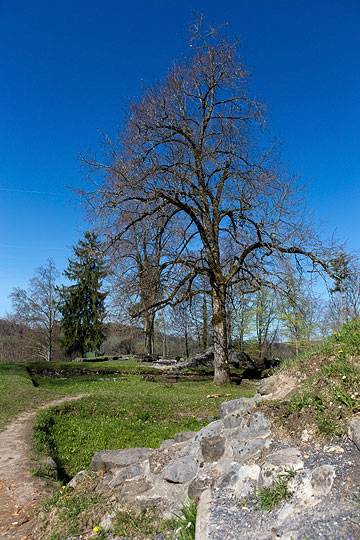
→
(326, 254, 360, 329)
(82, 19, 335, 383)
(9, 259, 60, 361)
(105, 209, 177, 355)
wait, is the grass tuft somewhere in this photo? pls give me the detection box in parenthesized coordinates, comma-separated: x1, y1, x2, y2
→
(257, 469, 296, 511)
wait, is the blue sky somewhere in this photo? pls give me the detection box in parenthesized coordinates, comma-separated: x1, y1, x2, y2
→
(0, 0, 359, 316)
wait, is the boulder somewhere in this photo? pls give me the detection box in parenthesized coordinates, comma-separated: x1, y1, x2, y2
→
(257, 373, 298, 401)
(231, 437, 272, 464)
(188, 468, 220, 499)
(258, 447, 304, 488)
(149, 440, 190, 475)
(91, 448, 153, 472)
(348, 416, 360, 451)
(310, 465, 336, 497)
(67, 469, 89, 488)
(97, 463, 145, 489)
(200, 435, 226, 462)
(162, 456, 198, 484)
(120, 476, 153, 498)
(220, 398, 256, 419)
(174, 431, 197, 443)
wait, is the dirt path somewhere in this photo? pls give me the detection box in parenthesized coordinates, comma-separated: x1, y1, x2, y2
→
(0, 395, 88, 540)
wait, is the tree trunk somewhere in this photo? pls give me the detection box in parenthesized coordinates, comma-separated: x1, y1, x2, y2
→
(212, 286, 231, 385)
(184, 324, 189, 358)
(144, 311, 154, 355)
(202, 293, 208, 351)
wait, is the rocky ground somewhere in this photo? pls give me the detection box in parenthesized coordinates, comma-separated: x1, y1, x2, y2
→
(77, 374, 360, 540)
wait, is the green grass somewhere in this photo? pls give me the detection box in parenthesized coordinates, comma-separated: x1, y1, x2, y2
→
(0, 358, 255, 538)
(38, 477, 108, 540)
(37, 473, 182, 540)
(32, 372, 255, 478)
(257, 469, 296, 511)
(169, 498, 197, 540)
(0, 363, 54, 429)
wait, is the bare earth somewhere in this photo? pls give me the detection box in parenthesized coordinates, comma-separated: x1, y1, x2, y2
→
(0, 395, 87, 540)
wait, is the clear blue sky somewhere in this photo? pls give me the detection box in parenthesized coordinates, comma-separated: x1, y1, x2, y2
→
(1, 0, 359, 316)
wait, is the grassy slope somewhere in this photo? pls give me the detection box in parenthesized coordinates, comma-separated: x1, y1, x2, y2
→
(261, 318, 360, 440)
(0, 358, 257, 478)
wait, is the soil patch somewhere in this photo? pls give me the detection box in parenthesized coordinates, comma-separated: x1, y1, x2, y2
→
(0, 395, 87, 540)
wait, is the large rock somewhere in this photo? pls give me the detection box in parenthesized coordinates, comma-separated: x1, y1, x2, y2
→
(162, 456, 198, 484)
(258, 447, 304, 488)
(188, 468, 221, 499)
(257, 373, 298, 401)
(200, 435, 226, 462)
(98, 463, 145, 489)
(120, 476, 153, 498)
(216, 461, 260, 497)
(149, 440, 190, 475)
(220, 398, 256, 419)
(348, 416, 360, 451)
(174, 431, 197, 443)
(91, 448, 153, 472)
(231, 436, 271, 464)
(310, 465, 336, 497)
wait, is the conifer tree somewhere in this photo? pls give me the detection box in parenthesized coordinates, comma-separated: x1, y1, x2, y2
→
(59, 232, 108, 358)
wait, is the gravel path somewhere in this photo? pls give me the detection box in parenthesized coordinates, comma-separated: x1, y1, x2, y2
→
(0, 395, 87, 540)
(205, 439, 360, 540)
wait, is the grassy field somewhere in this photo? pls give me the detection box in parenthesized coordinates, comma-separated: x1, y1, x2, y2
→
(0, 357, 257, 539)
(0, 358, 257, 476)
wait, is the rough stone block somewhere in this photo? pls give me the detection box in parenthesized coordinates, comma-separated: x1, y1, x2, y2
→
(310, 465, 336, 497)
(258, 447, 304, 488)
(98, 463, 144, 489)
(200, 435, 226, 462)
(174, 431, 197, 443)
(91, 448, 153, 472)
(162, 456, 198, 484)
(220, 398, 256, 419)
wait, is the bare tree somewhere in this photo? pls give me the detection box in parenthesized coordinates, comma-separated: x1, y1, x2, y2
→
(82, 19, 334, 383)
(9, 259, 60, 362)
(106, 211, 175, 355)
(278, 262, 320, 354)
(326, 254, 360, 329)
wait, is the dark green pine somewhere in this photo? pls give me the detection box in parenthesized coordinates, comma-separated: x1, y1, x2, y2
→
(58, 231, 108, 358)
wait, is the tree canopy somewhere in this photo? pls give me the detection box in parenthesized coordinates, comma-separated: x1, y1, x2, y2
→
(82, 19, 335, 383)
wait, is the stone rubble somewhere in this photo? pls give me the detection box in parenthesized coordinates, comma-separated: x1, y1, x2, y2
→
(68, 373, 360, 539)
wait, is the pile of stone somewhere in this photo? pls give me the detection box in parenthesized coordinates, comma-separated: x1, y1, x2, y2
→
(68, 373, 360, 539)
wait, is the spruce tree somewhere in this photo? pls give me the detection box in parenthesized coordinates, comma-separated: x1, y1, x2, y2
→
(59, 232, 107, 358)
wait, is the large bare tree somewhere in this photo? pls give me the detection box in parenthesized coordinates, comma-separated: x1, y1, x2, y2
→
(82, 19, 333, 383)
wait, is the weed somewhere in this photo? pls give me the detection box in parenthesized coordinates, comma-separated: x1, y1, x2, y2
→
(263, 319, 360, 440)
(169, 498, 197, 540)
(257, 469, 296, 512)
(38, 478, 106, 539)
(112, 506, 171, 538)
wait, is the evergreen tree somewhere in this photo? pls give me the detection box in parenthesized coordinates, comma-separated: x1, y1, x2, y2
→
(59, 232, 108, 358)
